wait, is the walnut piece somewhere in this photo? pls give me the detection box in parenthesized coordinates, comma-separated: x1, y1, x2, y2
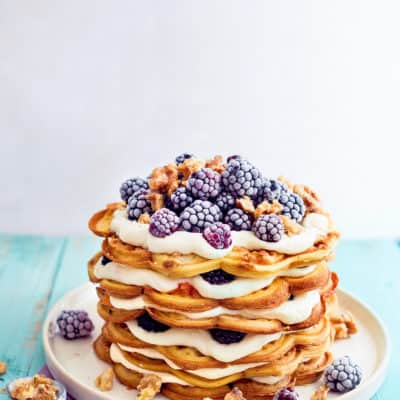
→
(10, 375, 58, 400)
(331, 311, 358, 339)
(138, 213, 151, 224)
(205, 155, 225, 174)
(95, 367, 114, 392)
(178, 158, 205, 182)
(0, 360, 6, 374)
(293, 184, 325, 214)
(281, 215, 302, 236)
(147, 192, 165, 212)
(136, 374, 162, 400)
(310, 384, 329, 400)
(224, 387, 246, 400)
(148, 164, 179, 195)
(254, 200, 283, 219)
(236, 196, 256, 214)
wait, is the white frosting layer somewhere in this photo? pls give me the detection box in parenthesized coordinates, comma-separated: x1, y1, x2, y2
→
(94, 259, 316, 300)
(110, 290, 320, 325)
(125, 320, 282, 362)
(252, 376, 283, 384)
(110, 209, 329, 259)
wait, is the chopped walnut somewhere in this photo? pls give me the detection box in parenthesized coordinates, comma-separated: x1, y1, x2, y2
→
(95, 367, 114, 392)
(281, 215, 302, 236)
(254, 200, 283, 219)
(332, 311, 358, 339)
(236, 196, 256, 214)
(148, 164, 179, 195)
(205, 155, 225, 174)
(0, 360, 6, 375)
(310, 384, 329, 400)
(277, 176, 294, 191)
(147, 192, 165, 211)
(224, 387, 246, 400)
(136, 374, 162, 400)
(138, 213, 151, 224)
(293, 184, 325, 214)
(177, 158, 205, 182)
(10, 375, 58, 400)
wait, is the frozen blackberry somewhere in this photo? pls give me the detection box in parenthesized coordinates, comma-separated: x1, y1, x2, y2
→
(56, 310, 94, 340)
(175, 153, 193, 165)
(209, 328, 246, 344)
(224, 208, 253, 231)
(180, 200, 222, 232)
(119, 178, 148, 203)
(323, 356, 362, 393)
(227, 154, 242, 163)
(272, 388, 299, 400)
(101, 255, 112, 265)
(221, 158, 263, 199)
(215, 191, 236, 214)
(137, 312, 170, 333)
(149, 208, 180, 238)
(278, 191, 305, 222)
(169, 187, 194, 212)
(202, 223, 232, 249)
(253, 214, 284, 242)
(127, 189, 152, 221)
(187, 168, 222, 200)
(257, 179, 288, 204)
(201, 269, 236, 285)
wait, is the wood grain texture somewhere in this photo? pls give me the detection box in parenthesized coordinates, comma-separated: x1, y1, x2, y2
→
(0, 235, 398, 399)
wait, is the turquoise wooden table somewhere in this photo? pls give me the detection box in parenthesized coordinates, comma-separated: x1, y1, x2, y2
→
(0, 235, 398, 399)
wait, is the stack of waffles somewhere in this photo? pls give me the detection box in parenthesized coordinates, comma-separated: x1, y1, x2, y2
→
(87, 155, 356, 400)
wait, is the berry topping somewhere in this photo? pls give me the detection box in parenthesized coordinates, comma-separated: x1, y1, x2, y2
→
(56, 310, 94, 340)
(149, 208, 180, 238)
(278, 192, 305, 222)
(323, 356, 362, 393)
(221, 158, 263, 199)
(180, 200, 222, 232)
(272, 388, 299, 400)
(257, 179, 288, 204)
(169, 187, 194, 212)
(187, 168, 222, 200)
(127, 189, 152, 221)
(201, 269, 236, 285)
(120, 178, 148, 203)
(209, 328, 246, 344)
(202, 223, 232, 249)
(224, 208, 253, 231)
(137, 312, 170, 333)
(227, 154, 242, 163)
(101, 255, 112, 265)
(253, 214, 284, 242)
(175, 153, 193, 165)
(215, 191, 236, 214)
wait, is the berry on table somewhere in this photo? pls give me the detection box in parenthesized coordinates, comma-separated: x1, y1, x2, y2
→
(187, 168, 222, 200)
(278, 192, 305, 223)
(202, 223, 232, 249)
(56, 310, 94, 340)
(201, 269, 236, 285)
(175, 153, 193, 165)
(209, 328, 246, 344)
(127, 189, 152, 221)
(272, 387, 299, 400)
(253, 214, 284, 242)
(257, 179, 288, 204)
(137, 312, 170, 333)
(224, 208, 253, 231)
(323, 356, 362, 393)
(149, 208, 180, 238)
(215, 191, 236, 214)
(180, 200, 222, 232)
(169, 187, 194, 212)
(119, 178, 148, 203)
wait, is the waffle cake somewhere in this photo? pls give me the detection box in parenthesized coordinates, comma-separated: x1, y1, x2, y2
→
(87, 154, 356, 399)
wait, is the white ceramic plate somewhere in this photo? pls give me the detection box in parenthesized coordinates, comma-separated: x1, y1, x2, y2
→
(43, 283, 390, 400)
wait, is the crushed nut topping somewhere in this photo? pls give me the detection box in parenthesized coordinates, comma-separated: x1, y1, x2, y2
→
(331, 311, 358, 339)
(281, 215, 302, 236)
(310, 384, 329, 400)
(236, 196, 256, 214)
(138, 213, 151, 224)
(149, 164, 179, 195)
(293, 184, 325, 214)
(277, 176, 294, 191)
(147, 192, 165, 212)
(177, 158, 205, 183)
(95, 367, 114, 392)
(254, 200, 283, 219)
(0, 360, 7, 375)
(10, 375, 58, 400)
(224, 387, 246, 400)
(136, 374, 162, 400)
(205, 155, 225, 174)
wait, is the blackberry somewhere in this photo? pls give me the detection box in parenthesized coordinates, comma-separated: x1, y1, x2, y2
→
(224, 208, 253, 231)
(272, 388, 299, 400)
(323, 356, 362, 393)
(137, 312, 170, 333)
(221, 158, 263, 199)
(202, 223, 232, 249)
(149, 208, 180, 238)
(226, 155, 242, 163)
(215, 191, 236, 214)
(278, 192, 305, 223)
(257, 179, 288, 204)
(187, 168, 222, 200)
(56, 310, 94, 340)
(253, 214, 284, 242)
(120, 178, 148, 203)
(201, 269, 236, 285)
(209, 328, 246, 344)
(180, 200, 222, 232)
(101, 255, 112, 265)
(127, 189, 152, 221)
(175, 153, 193, 165)
(169, 187, 194, 212)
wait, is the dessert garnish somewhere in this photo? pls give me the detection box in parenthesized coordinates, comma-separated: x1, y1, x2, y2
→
(56, 310, 94, 340)
(127, 189, 152, 220)
(175, 153, 194, 165)
(7, 375, 64, 400)
(215, 191, 236, 213)
(224, 387, 246, 400)
(120, 178, 149, 203)
(187, 167, 222, 200)
(200, 269, 236, 284)
(272, 387, 299, 400)
(0, 360, 7, 375)
(180, 200, 222, 232)
(209, 328, 246, 344)
(310, 385, 329, 400)
(253, 214, 284, 242)
(95, 367, 114, 392)
(169, 187, 194, 211)
(137, 312, 171, 333)
(202, 223, 232, 249)
(136, 374, 162, 400)
(323, 356, 362, 392)
(149, 208, 180, 238)
(224, 208, 253, 231)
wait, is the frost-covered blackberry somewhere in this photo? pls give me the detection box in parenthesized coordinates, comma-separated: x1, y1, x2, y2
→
(209, 328, 246, 344)
(180, 200, 222, 232)
(175, 153, 193, 165)
(323, 356, 362, 393)
(137, 312, 170, 333)
(215, 191, 236, 214)
(119, 178, 148, 203)
(201, 269, 236, 284)
(187, 168, 222, 200)
(56, 310, 94, 340)
(127, 189, 152, 221)
(169, 187, 194, 212)
(202, 222, 232, 249)
(149, 208, 180, 238)
(224, 208, 253, 231)
(278, 191, 305, 222)
(272, 388, 299, 400)
(257, 179, 288, 204)
(253, 214, 284, 242)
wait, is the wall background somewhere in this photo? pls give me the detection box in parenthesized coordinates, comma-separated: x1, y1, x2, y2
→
(0, 1, 399, 238)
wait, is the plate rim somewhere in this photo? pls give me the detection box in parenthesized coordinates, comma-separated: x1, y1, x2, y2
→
(42, 283, 391, 400)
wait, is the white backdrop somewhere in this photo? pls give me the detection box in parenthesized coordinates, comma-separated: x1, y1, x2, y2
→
(0, 1, 399, 237)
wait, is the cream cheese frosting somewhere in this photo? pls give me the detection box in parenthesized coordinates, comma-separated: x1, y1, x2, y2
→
(110, 209, 329, 259)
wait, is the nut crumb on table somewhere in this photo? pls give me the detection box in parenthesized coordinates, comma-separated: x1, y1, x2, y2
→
(95, 367, 114, 392)
(310, 384, 329, 400)
(9, 375, 58, 400)
(136, 374, 162, 400)
(0, 360, 7, 374)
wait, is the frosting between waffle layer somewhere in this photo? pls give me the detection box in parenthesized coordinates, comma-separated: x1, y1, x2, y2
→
(94, 258, 316, 299)
(110, 290, 320, 325)
(110, 209, 329, 259)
